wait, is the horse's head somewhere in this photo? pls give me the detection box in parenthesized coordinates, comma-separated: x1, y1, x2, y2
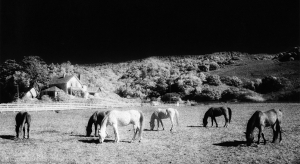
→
(98, 129, 106, 144)
(203, 118, 208, 127)
(245, 132, 254, 146)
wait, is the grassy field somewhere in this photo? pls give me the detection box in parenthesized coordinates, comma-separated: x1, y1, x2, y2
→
(0, 103, 299, 164)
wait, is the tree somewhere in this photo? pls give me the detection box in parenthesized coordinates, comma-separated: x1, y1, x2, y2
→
(21, 56, 50, 85)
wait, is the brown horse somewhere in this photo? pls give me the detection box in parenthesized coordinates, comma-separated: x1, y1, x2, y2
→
(15, 112, 31, 139)
(86, 111, 110, 137)
(245, 109, 282, 146)
(203, 107, 232, 128)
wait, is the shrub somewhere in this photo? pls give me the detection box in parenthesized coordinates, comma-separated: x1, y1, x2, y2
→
(209, 62, 220, 71)
(198, 64, 209, 72)
(161, 93, 181, 103)
(221, 76, 243, 87)
(221, 87, 265, 102)
(230, 76, 243, 87)
(56, 91, 71, 102)
(221, 87, 240, 101)
(243, 80, 256, 91)
(198, 72, 206, 82)
(194, 87, 222, 101)
(257, 76, 290, 94)
(206, 74, 222, 86)
(41, 95, 52, 102)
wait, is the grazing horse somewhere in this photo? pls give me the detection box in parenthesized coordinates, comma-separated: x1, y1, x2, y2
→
(15, 112, 31, 139)
(149, 108, 179, 131)
(86, 111, 110, 137)
(203, 107, 232, 128)
(245, 109, 282, 146)
(98, 110, 144, 143)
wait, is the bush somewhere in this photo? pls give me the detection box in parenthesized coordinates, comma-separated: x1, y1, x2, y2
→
(257, 76, 290, 94)
(206, 74, 222, 86)
(221, 87, 240, 101)
(41, 95, 53, 102)
(56, 91, 71, 102)
(221, 87, 265, 102)
(198, 64, 209, 72)
(161, 93, 181, 102)
(243, 80, 256, 91)
(209, 62, 220, 71)
(221, 76, 243, 87)
(194, 87, 222, 101)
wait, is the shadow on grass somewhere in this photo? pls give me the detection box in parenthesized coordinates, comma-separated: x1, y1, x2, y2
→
(70, 134, 87, 137)
(187, 125, 204, 128)
(78, 138, 115, 144)
(0, 135, 15, 140)
(213, 140, 246, 147)
(144, 129, 159, 131)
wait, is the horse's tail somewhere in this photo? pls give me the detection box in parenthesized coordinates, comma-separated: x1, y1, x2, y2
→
(227, 107, 232, 123)
(174, 109, 179, 126)
(22, 112, 28, 127)
(138, 111, 144, 139)
(25, 112, 31, 126)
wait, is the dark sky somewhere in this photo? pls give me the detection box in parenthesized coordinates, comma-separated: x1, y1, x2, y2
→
(1, 1, 299, 64)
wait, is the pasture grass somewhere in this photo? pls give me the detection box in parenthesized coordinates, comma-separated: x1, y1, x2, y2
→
(0, 103, 299, 163)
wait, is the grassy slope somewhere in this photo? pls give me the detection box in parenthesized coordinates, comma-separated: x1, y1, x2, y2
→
(0, 103, 299, 163)
(212, 55, 300, 81)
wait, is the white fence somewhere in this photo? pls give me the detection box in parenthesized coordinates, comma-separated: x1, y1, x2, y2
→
(0, 102, 141, 112)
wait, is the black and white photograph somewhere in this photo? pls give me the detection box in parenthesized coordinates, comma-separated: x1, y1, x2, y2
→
(0, 0, 299, 163)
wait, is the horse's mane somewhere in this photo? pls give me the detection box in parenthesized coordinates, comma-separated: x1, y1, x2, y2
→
(246, 111, 260, 135)
(203, 108, 211, 122)
(87, 112, 97, 130)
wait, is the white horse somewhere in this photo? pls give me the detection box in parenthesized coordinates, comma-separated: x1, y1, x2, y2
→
(98, 110, 144, 143)
(149, 108, 179, 132)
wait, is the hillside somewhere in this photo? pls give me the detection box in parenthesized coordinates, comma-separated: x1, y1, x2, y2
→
(1, 48, 299, 103)
(75, 49, 300, 102)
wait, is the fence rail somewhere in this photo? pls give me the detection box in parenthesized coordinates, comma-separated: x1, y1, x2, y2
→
(0, 102, 141, 112)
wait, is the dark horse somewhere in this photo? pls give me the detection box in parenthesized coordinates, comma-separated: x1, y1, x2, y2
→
(203, 107, 232, 127)
(86, 111, 110, 137)
(245, 109, 282, 146)
(15, 111, 31, 139)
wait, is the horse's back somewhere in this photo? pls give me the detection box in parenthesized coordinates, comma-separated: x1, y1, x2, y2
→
(108, 110, 142, 126)
(209, 107, 224, 117)
(263, 109, 282, 125)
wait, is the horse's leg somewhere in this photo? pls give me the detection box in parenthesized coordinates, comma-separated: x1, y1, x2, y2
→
(27, 124, 30, 139)
(271, 125, 276, 143)
(131, 125, 138, 142)
(211, 117, 214, 127)
(257, 127, 261, 144)
(94, 124, 98, 137)
(279, 126, 282, 143)
(157, 119, 159, 130)
(258, 126, 266, 144)
(169, 116, 174, 132)
(22, 125, 26, 139)
(113, 124, 119, 143)
(159, 119, 164, 130)
(224, 115, 228, 128)
(213, 117, 218, 127)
